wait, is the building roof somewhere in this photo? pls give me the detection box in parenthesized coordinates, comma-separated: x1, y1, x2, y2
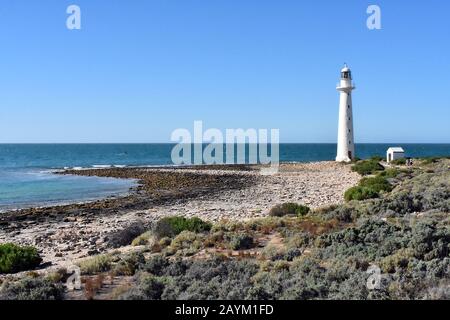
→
(387, 147, 405, 153)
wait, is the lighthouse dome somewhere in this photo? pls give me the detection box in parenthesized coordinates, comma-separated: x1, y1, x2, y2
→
(340, 64, 352, 79)
(341, 64, 351, 72)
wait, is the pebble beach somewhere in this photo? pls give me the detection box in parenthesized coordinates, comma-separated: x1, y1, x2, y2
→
(0, 161, 360, 271)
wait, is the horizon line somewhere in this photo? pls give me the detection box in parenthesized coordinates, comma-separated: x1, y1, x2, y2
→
(1, 142, 449, 145)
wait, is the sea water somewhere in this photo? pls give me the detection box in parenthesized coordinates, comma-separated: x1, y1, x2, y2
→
(0, 143, 449, 211)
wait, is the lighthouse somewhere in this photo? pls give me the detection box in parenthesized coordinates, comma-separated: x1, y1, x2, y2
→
(336, 64, 356, 162)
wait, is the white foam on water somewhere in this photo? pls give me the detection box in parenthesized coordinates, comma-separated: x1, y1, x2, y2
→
(92, 165, 112, 168)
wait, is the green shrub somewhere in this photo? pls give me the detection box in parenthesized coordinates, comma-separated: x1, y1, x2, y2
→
(119, 274, 165, 300)
(159, 237, 172, 248)
(370, 156, 384, 162)
(314, 204, 339, 215)
(131, 231, 154, 246)
(295, 205, 311, 216)
(0, 277, 64, 300)
(45, 269, 66, 283)
(141, 254, 169, 276)
(379, 248, 414, 273)
(359, 176, 392, 193)
(125, 257, 259, 300)
(351, 159, 384, 176)
(0, 243, 42, 274)
(344, 186, 379, 201)
(211, 220, 241, 233)
(77, 254, 112, 275)
(391, 158, 406, 165)
(242, 217, 286, 234)
(111, 252, 145, 276)
(324, 205, 362, 222)
(229, 233, 254, 250)
(269, 203, 310, 217)
(379, 168, 401, 179)
(153, 216, 212, 238)
(171, 231, 202, 251)
(344, 174, 393, 202)
(421, 157, 440, 165)
(262, 245, 285, 261)
(285, 232, 312, 251)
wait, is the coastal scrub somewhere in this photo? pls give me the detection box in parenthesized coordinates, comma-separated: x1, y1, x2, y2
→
(154, 216, 212, 239)
(269, 203, 310, 217)
(77, 254, 112, 275)
(0, 277, 64, 300)
(0, 243, 42, 274)
(345, 171, 393, 201)
(351, 159, 384, 176)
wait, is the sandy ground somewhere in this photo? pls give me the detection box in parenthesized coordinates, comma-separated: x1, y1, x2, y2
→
(0, 162, 359, 272)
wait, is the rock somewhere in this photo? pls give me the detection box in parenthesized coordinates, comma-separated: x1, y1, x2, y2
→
(61, 245, 73, 252)
(87, 249, 99, 256)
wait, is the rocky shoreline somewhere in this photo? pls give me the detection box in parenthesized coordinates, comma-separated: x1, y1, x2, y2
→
(0, 162, 360, 273)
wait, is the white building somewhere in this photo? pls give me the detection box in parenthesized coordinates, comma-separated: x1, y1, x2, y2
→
(387, 147, 405, 163)
(336, 64, 356, 162)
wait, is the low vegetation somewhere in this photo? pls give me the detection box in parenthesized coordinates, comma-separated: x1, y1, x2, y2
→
(420, 157, 441, 165)
(154, 216, 212, 239)
(1, 158, 448, 300)
(370, 156, 384, 162)
(379, 168, 403, 179)
(77, 254, 112, 275)
(0, 243, 42, 274)
(359, 176, 393, 193)
(131, 231, 154, 246)
(344, 186, 379, 201)
(114, 216, 448, 300)
(351, 159, 385, 176)
(345, 175, 393, 201)
(390, 158, 407, 165)
(269, 203, 310, 217)
(228, 233, 254, 250)
(0, 277, 64, 300)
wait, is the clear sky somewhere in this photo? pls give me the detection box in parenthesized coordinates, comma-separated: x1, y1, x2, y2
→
(0, 0, 449, 143)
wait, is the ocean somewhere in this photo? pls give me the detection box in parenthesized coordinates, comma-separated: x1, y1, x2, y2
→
(0, 143, 449, 211)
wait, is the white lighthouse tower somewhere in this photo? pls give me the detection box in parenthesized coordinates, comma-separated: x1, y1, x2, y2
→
(336, 64, 356, 162)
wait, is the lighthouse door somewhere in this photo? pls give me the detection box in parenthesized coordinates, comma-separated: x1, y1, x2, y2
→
(348, 151, 352, 159)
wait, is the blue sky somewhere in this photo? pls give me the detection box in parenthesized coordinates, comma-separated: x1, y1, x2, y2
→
(0, 0, 449, 143)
